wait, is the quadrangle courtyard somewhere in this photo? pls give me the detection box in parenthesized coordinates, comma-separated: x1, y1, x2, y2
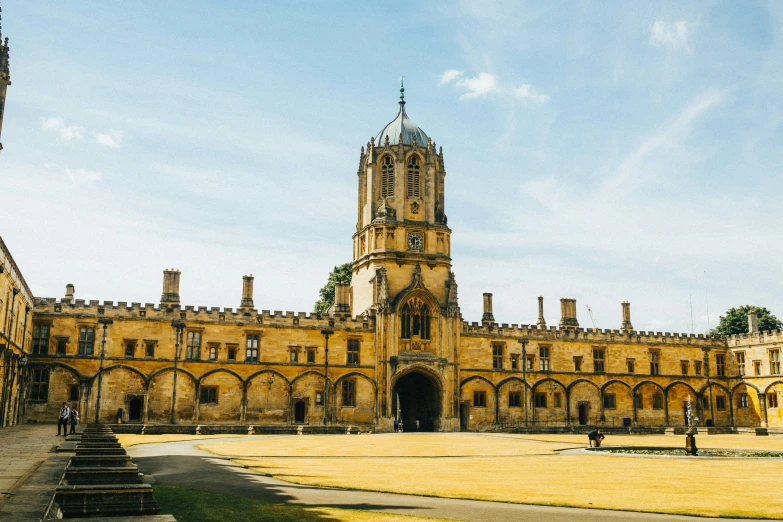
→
(117, 432, 783, 520)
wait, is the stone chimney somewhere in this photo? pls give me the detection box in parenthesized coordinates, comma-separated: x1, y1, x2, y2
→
(240, 275, 254, 308)
(748, 309, 759, 335)
(333, 283, 351, 315)
(559, 298, 578, 328)
(64, 283, 75, 302)
(621, 301, 633, 332)
(482, 293, 494, 323)
(160, 269, 181, 307)
(537, 296, 546, 328)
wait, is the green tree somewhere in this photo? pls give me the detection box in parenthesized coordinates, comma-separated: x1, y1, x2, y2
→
(313, 262, 353, 315)
(711, 305, 782, 339)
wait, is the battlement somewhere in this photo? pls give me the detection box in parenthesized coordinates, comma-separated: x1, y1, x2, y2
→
(728, 329, 783, 347)
(461, 321, 722, 347)
(34, 297, 375, 331)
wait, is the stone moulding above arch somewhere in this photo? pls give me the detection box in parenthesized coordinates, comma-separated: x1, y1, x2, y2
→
(530, 377, 565, 393)
(245, 369, 291, 387)
(730, 381, 761, 394)
(566, 378, 601, 393)
(632, 380, 666, 394)
(36, 361, 83, 381)
(458, 374, 495, 391)
(147, 366, 198, 385)
(198, 368, 244, 385)
(333, 371, 377, 392)
(393, 363, 445, 392)
(697, 381, 731, 396)
(664, 380, 698, 395)
(392, 279, 441, 313)
(291, 369, 328, 386)
(763, 380, 783, 394)
(600, 379, 633, 393)
(94, 364, 147, 385)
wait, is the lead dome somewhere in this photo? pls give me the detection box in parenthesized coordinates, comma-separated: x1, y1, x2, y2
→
(375, 82, 428, 147)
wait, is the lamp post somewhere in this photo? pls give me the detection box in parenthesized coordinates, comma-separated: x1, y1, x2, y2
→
(518, 337, 529, 427)
(170, 321, 186, 425)
(321, 328, 333, 426)
(94, 317, 114, 424)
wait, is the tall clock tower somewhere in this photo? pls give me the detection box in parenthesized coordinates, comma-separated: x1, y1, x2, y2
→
(352, 83, 461, 432)
(0, 6, 11, 152)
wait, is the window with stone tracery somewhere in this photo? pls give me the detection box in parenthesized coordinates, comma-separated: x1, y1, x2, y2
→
(381, 155, 394, 198)
(400, 297, 430, 340)
(406, 155, 420, 198)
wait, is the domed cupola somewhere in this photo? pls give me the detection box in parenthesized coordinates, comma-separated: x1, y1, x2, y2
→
(375, 80, 428, 147)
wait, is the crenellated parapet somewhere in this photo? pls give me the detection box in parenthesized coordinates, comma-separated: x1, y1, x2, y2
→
(728, 329, 783, 347)
(34, 297, 375, 331)
(460, 321, 722, 348)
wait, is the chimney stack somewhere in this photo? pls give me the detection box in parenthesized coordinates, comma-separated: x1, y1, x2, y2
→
(64, 283, 75, 302)
(621, 301, 633, 332)
(559, 298, 578, 328)
(160, 269, 181, 307)
(748, 309, 759, 335)
(482, 293, 494, 323)
(241, 274, 254, 308)
(333, 283, 351, 315)
(537, 296, 546, 328)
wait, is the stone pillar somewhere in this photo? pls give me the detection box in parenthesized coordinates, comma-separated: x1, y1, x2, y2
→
(758, 391, 768, 427)
(241, 275, 254, 309)
(160, 269, 181, 307)
(64, 283, 75, 302)
(559, 298, 578, 328)
(536, 296, 546, 328)
(748, 309, 759, 334)
(621, 301, 633, 332)
(333, 283, 351, 314)
(482, 293, 494, 323)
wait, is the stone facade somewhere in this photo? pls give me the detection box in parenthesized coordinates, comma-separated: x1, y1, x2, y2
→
(1, 72, 778, 430)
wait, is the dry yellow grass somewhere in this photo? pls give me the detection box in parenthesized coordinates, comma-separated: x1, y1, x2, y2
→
(195, 433, 783, 519)
(117, 434, 237, 447)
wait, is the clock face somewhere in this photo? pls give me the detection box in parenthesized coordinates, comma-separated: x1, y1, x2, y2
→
(407, 232, 424, 250)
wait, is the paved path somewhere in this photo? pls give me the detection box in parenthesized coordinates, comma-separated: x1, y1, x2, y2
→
(130, 437, 767, 522)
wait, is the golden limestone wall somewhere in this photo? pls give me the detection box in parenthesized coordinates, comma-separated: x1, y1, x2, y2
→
(0, 237, 35, 427)
(26, 298, 376, 425)
(729, 329, 783, 427)
(458, 323, 737, 431)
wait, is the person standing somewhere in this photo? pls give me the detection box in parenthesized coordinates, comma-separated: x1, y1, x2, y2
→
(57, 402, 70, 436)
(69, 406, 80, 435)
(393, 418, 399, 433)
(415, 419, 420, 431)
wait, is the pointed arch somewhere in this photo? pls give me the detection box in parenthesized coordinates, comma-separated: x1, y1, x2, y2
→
(665, 380, 697, 395)
(406, 153, 422, 198)
(764, 380, 783, 394)
(98, 364, 148, 385)
(291, 369, 328, 386)
(459, 375, 496, 391)
(633, 380, 665, 394)
(33, 361, 83, 381)
(400, 297, 431, 340)
(531, 377, 566, 393)
(245, 369, 290, 387)
(333, 371, 377, 393)
(601, 379, 632, 392)
(698, 381, 730, 396)
(731, 381, 760, 394)
(498, 376, 531, 390)
(198, 368, 243, 386)
(147, 366, 197, 384)
(379, 154, 395, 198)
(567, 378, 601, 393)
(393, 364, 444, 392)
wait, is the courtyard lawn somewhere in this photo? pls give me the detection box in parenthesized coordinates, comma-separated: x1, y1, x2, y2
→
(152, 484, 449, 522)
(197, 433, 783, 519)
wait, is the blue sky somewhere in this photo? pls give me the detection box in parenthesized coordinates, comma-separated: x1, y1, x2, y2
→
(2, 1, 782, 333)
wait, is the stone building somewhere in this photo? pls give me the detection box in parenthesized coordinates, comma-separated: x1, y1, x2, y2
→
(0, 19, 778, 429)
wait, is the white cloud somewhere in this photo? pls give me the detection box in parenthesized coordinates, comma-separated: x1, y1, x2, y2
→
(649, 19, 692, 51)
(41, 117, 86, 141)
(439, 69, 464, 85)
(93, 130, 124, 148)
(64, 167, 103, 184)
(41, 116, 124, 148)
(514, 82, 550, 104)
(455, 72, 498, 99)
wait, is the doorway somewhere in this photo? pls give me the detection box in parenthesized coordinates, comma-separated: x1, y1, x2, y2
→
(129, 397, 143, 422)
(294, 401, 306, 424)
(460, 403, 468, 431)
(578, 403, 589, 425)
(392, 371, 440, 432)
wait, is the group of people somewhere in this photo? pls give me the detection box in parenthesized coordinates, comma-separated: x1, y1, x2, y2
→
(393, 418, 423, 432)
(56, 402, 79, 436)
(587, 429, 605, 447)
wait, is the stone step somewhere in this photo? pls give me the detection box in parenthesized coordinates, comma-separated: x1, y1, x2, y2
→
(69, 455, 133, 468)
(75, 447, 127, 456)
(64, 466, 143, 485)
(54, 484, 159, 518)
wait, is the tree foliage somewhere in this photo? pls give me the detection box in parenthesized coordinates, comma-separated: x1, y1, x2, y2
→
(711, 305, 782, 339)
(313, 263, 353, 315)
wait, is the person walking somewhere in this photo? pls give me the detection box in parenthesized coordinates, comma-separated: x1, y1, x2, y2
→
(69, 406, 80, 435)
(57, 402, 70, 436)
(393, 418, 399, 433)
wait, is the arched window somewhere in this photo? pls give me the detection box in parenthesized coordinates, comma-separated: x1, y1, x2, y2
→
(400, 297, 431, 340)
(406, 155, 420, 198)
(381, 155, 394, 198)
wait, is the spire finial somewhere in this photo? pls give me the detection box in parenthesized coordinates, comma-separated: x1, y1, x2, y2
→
(399, 75, 405, 105)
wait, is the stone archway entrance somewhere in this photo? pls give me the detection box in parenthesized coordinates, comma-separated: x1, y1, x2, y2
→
(392, 371, 440, 432)
(294, 401, 306, 424)
(578, 403, 589, 425)
(129, 397, 143, 422)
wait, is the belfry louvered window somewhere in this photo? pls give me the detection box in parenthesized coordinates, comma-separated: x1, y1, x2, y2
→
(407, 155, 420, 198)
(400, 298, 430, 340)
(381, 155, 394, 198)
